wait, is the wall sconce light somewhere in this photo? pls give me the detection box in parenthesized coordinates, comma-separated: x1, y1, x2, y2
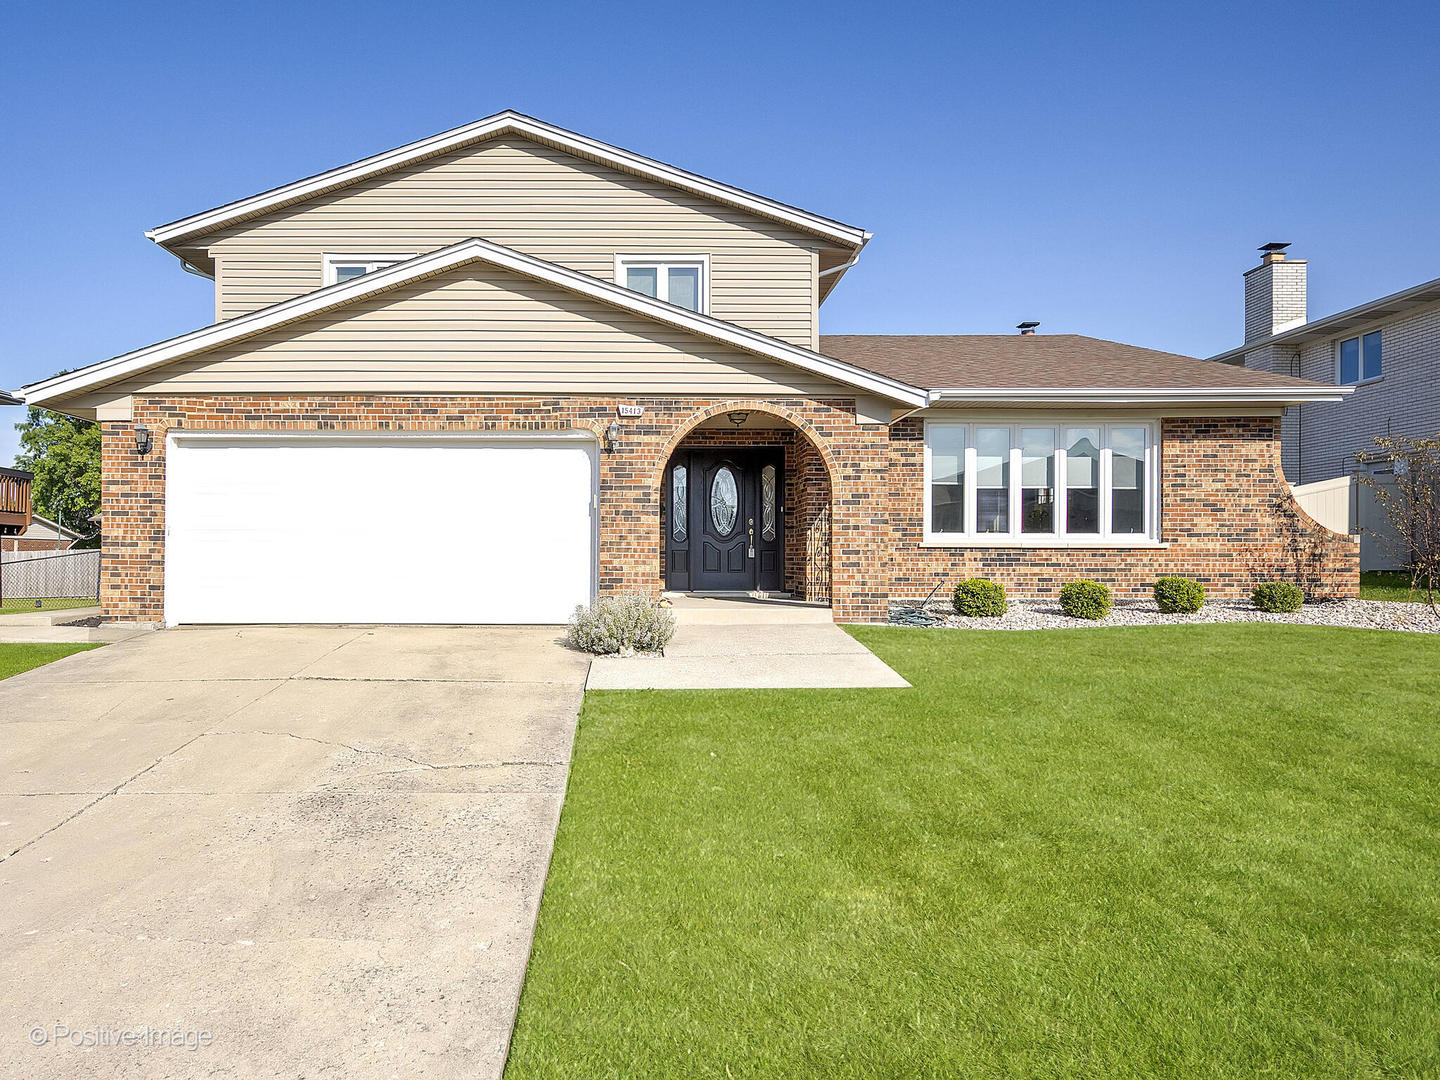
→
(604, 420, 621, 452)
(134, 424, 153, 455)
(726, 410, 751, 427)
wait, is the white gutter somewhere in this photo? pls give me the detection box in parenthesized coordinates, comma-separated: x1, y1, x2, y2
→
(925, 385, 1352, 407)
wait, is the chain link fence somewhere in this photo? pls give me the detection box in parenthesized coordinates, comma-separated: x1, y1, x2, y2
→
(0, 548, 101, 602)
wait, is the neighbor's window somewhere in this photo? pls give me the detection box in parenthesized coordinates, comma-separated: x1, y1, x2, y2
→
(1338, 331, 1382, 384)
(924, 420, 1158, 543)
(323, 254, 413, 286)
(615, 256, 708, 313)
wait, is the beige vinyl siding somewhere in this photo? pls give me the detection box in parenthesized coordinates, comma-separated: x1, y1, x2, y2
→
(205, 136, 820, 346)
(112, 263, 848, 398)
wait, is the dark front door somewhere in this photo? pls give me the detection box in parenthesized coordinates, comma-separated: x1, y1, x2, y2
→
(664, 449, 783, 592)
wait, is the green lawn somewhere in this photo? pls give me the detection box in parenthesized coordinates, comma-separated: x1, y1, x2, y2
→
(1360, 570, 1433, 603)
(0, 596, 97, 615)
(0, 642, 102, 680)
(506, 625, 1440, 1079)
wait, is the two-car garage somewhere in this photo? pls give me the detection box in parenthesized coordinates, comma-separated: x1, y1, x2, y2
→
(163, 433, 597, 626)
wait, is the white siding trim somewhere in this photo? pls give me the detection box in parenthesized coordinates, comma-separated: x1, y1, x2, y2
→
(147, 111, 871, 251)
(23, 237, 926, 407)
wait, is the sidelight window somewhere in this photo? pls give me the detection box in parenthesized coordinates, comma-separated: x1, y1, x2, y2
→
(671, 465, 687, 542)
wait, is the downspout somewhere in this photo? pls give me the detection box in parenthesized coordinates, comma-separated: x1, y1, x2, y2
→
(817, 255, 860, 280)
(178, 257, 214, 281)
(1290, 352, 1303, 482)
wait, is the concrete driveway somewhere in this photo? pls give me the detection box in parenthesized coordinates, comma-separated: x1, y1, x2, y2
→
(0, 625, 589, 1079)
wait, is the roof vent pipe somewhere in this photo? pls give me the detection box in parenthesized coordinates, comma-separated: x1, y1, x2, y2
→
(1017, 321, 1039, 335)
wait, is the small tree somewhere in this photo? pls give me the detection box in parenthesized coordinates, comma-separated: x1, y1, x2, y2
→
(1357, 433, 1440, 617)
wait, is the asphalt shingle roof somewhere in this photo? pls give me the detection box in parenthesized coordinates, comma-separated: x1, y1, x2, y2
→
(818, 334, 1326, 392)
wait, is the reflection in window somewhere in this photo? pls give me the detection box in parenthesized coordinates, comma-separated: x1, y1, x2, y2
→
(1066, 428, 1101, 534)
(1020, 428, 1056, 534)
(975, 427, 1010, 533)
(671, 465, 687, 542)
(928, 425, 965, 534)
(1110, 427, 1146, 534)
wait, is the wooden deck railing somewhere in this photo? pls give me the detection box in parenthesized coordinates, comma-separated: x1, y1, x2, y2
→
(0, 467, 33, 533)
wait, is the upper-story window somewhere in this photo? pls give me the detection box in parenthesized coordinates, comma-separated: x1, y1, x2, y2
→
(323, 254, 414, 287)
(615, 255, 709, 313)
(1337, 330, 1382, 384)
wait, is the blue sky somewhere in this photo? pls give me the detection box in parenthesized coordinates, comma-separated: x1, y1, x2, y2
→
(3, 0, 1438, 464)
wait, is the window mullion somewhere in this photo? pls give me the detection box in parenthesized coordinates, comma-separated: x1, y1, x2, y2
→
(1100, 431, 1113, 538)
(1055, 446, 1067, 540)
(1008, 438, 1021, 539)
(964, 439, 977, 536)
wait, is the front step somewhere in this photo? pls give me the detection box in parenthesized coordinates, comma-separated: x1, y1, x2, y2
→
(661, 593, 833, 625)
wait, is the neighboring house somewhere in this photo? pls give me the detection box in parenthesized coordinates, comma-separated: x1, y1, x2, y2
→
(0, 513, 83, 552)
(17, 112, 1355, 625)
(0, 467, 33, 549)
(1209, 244, 1440, 485)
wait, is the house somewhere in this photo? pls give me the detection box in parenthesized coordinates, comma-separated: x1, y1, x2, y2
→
(0, 467, 33, 542)
(17, 112, 1356, 626)
(1, 513, 84, 552)
(1208, 244, 1440, 569)
(1209, 244, 1440, 484)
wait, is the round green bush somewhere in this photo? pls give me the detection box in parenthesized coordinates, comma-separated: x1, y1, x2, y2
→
(1154, 575, 1205, 614)
(1252, 581, 1304, 613)
(953, 578, 1008, 618)
(1059, 579, 1113, 620)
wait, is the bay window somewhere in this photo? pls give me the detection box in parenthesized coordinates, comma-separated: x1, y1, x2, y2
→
(924, 420, 1159, 544)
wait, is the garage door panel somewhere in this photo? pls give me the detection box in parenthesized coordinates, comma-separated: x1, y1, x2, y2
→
(165, 437, 595, 625)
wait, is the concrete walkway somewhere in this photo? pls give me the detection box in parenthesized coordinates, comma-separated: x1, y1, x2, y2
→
(0, 625, 588, 1079)
(586, 596, 909, 690)
(0, 606, 145, 643)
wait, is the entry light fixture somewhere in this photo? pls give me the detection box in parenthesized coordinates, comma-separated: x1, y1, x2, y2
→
(726, 410, 751, 427)
(134, 424, 153, 455)
(604, 420, 621, 452)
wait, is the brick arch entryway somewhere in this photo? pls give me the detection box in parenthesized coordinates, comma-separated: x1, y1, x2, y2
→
(655, 402, 834, 603)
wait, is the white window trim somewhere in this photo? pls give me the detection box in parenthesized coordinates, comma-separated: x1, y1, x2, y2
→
(922, 418, 1163, 547)
(322, 253, 415, 287)
(1335, 330, 1383, 386)
(613, 254, 710, 314)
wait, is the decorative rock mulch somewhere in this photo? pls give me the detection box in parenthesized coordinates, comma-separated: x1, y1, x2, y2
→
(889, 598, 1439, 634)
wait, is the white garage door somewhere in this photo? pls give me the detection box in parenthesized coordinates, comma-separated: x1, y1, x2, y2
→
(165, 434, 596, 625)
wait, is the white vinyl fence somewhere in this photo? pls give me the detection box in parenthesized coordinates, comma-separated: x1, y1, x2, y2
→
(1289, 474, 1406, 572)
(1290, 476, 1351, 535)
(0, 548, 101, 601)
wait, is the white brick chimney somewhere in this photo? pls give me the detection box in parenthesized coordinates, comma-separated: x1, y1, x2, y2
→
(1243, 242, 1307, 343)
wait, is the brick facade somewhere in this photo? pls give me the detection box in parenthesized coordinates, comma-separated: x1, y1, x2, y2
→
(99, 396, 1356, 625)
(101, 394, 885, 623)
(888, 415, 1358, 602)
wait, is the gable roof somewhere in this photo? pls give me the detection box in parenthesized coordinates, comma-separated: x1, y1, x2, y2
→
(1206, 273, 1440, 364)
(23, 238, 926, 409)
(146, 111, 872, 255)
(24, 514, 85, 540)
(819, 335, 1350, 405)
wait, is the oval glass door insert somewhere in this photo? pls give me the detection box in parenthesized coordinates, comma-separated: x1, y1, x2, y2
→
(709, 466, 738, 536)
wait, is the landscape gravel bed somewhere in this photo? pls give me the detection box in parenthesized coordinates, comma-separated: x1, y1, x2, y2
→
(889, 597, 1439, 633)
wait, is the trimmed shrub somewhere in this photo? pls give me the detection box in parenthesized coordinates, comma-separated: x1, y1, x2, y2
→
(953, 578, 1008, 618)
(1154, 575, 1205, 614)
(1060, 579, 1113, 620)
(567, 593, 677, 655)
(1252, 581, 1304, 613)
